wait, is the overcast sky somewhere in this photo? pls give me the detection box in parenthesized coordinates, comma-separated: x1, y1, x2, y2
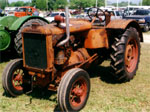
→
(8, 0, 142, 4)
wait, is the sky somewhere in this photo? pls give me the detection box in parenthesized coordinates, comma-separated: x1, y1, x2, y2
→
(8, 0, 141, 4)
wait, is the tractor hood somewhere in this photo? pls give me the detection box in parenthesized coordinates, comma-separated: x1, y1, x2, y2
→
(22, 19, 92, 35)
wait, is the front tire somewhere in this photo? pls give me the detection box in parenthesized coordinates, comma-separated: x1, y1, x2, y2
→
(2, 59, 25, 97)
(58, 68, 90, 112)
(14, 19, 48, 56)
(110, 27, 140, 82)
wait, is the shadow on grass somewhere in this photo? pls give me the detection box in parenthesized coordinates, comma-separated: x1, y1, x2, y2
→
(27, 88, 62, 112)
(53, 105, 62, 112)
(0, 50, 19, 63)
(27, 87, 57, 100)
(87, 65, 119, 84)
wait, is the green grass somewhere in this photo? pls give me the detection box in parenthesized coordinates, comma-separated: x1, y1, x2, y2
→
(0, 43, 150, 112)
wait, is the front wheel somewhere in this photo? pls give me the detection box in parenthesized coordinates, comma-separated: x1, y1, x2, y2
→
(110, 27, 140, 82)
(2, 59, 26, 97)
(58, 68, 90, 112)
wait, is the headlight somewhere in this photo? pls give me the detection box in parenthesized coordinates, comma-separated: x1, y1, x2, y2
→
(138, 19, 145, 23)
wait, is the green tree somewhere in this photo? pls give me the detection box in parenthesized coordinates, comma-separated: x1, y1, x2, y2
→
(142, 0, 150, 5)
(0, 0, 7, 9)
(70, 0, 93, 9)
(9, 1, 25, 7)
(8, 1, 30, 7)
(36, 0, 47, 10)
(47, 0, 56, 10)
(54, 0, 67, 9)
(31, 0, 36, 7)
(70, 0, 104, 9)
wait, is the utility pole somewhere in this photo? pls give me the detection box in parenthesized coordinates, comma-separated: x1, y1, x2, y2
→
(117, 0, 119, 11)
(128, 0, 130, 15)
(46, 0, 48, 11)
(6, 0, 8, 6)
(96, 0, 98, 7)
(105, 0, 107, 8)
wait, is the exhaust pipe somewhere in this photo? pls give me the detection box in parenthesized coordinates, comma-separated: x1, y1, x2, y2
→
(57, 0, 70, 47)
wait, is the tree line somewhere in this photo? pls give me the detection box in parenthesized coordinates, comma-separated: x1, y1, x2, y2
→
(0, 0, 150, 10)
(0, 0, 104, 10)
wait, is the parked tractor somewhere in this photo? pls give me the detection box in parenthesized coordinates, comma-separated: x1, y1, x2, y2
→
(2, 7, 143, 111)
(14, 6, 38, 17)
(0, 16, 49, 55)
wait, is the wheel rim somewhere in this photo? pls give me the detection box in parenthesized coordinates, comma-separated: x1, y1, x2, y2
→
(12, 69, 24, 91)
(69, 77, 87, 108)
(125, 38, 138, 73)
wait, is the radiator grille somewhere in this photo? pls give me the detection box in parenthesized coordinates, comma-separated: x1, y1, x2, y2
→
(23, 33, 47, 69)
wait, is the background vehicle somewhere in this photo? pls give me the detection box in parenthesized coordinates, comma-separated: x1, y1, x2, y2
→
(2, 7, 143, 111)
(0, 16, 49, 55)
(45, 11, 72, 22)
(4, 7, 19, 16)
(14, 6, 38, 17)
(108, 10, 122, 20)
(123, 9, 150, 32)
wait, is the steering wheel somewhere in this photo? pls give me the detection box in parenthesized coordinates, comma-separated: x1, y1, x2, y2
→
(96, 8, 106, 22)
(87, 8, 106, 23)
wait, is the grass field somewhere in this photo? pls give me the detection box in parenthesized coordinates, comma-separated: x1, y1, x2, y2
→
(0, 43, 150, 112)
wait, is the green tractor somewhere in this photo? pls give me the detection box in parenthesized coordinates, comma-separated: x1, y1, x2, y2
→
(0, 16, 49, 56)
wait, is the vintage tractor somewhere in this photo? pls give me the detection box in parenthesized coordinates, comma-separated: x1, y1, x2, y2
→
(2, 7, 143, 111)
(0, 16, 49, 56)
(14, 6, 38, 17)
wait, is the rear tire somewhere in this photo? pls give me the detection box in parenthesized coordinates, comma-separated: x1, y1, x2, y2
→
(14, 19, 48, 56)
(58, 68, 90, 112)
(110, 27, 140, 82)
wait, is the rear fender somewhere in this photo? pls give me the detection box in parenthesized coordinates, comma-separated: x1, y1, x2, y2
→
(106, 19, 143, 42)
(0, 16, 18, 29)
(9, 16, 49, 31)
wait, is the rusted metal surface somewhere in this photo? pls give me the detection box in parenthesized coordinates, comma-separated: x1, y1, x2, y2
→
(84, 29, 109, 49)
(77, 53, 99, 68)
(22, 27, 54, 73)
(105, 12, 111, 25)
(54, 15, 65, 25)
(67, 48, 90, 67)
(106, 19, 143, 42)
(48, 19, 92, 34)
(106, 19, 135, 29)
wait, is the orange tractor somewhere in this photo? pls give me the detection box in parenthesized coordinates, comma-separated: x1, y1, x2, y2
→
(2, 8, 143, 111)
(14, 6, 37, 17)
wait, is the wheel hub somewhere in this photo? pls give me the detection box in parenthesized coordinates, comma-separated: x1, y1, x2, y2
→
(126, 45, 133, 62)
(12, 69, 23, 91)
(73, 87, 84, 97)
(125, 39, 138, 73)
(70, 78, 87, 107)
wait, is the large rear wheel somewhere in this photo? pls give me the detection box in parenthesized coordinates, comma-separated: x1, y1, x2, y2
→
(14, 19, 48, 56)
(110, 27, 140, 82)
(58, 68, 90, 112)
